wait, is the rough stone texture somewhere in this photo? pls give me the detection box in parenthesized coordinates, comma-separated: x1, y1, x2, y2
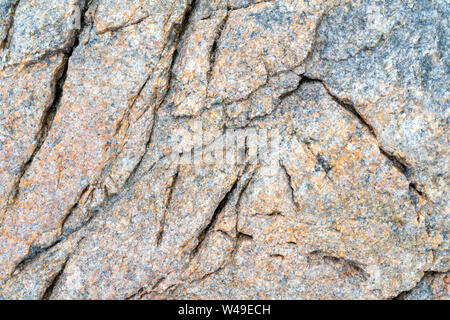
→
(0, 0, 448, 300)
(397, 271, 449, 300)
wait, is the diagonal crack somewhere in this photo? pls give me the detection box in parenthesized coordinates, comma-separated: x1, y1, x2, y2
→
(130, 165, 256, 298)
(40, 236, 84, 300)
(96, 13, 150, 35)
(4, 2, 96, 278)
(11, 241, 62, 277)
(234, 164, 255, 232)
(125, 276, 166, 300)
(0, 0, 20, 50)
(7, 2, 205, 280)
(41, 257, 70, 300)
(229, 0, 276, 12)
(190, 173, 241, 258)
(299, 76, 426, 199)
(11, 184, 90, 278)
(279, 160, 300, 211)
(7, 0, 90, 205)
(102, 0, 199, 194)
(15, 0, 202, 267)
(156, 168, 179, 246)
(60, 184, 91, 234)
(206, 9, 230, 94)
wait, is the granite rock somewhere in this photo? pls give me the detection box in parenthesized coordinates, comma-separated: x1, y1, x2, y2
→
(397, 271, 449, 300)
(0, 0, 448, 300)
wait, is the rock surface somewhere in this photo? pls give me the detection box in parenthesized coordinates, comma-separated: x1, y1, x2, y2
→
(0, 0, 448, 300)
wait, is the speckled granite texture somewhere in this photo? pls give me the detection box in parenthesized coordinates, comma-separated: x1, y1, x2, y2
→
(0, 0, 448, 300)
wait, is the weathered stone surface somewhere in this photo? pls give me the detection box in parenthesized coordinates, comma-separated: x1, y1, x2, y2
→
(0, 54, 65, 214)
(397, 272, 449, 300)
(305, 0, 449, 271)
(0, 0, 18, 47)
(0, 0, 448, 300)
(1, 0, 83, 66)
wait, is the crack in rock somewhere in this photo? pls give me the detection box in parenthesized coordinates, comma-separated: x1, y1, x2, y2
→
(0, 0, 447, 300)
